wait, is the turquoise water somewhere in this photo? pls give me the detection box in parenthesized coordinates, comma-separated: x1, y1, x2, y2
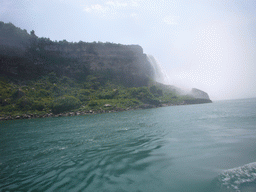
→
(1, 98, 256, 191)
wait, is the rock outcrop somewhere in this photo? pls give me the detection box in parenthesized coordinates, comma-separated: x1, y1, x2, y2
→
(189, 88, 211, 100)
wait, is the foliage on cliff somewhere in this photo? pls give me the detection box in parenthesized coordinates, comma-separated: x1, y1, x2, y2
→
(0, 21, 211, 118)
(0, 74, 198, 117)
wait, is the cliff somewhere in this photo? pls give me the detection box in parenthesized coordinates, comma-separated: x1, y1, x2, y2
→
(45, 42, 154, 87)
(0, 21, 154, 87)
(0, 22, 212, 120)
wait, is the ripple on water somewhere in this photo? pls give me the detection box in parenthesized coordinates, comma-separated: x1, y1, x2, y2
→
(1, 98, 256, 191)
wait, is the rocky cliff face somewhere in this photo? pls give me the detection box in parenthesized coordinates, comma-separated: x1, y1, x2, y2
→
(44, 43, 154, 86)
(189, 88, 210, 100)
(0, 21, 154, 87)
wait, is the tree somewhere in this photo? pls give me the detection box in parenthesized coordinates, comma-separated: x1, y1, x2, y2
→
(30, 30, 36, 37)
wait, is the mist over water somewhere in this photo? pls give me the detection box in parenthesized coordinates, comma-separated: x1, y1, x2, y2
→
(147, 55, 170, 85)
(147, 55, 193, 95)
(1, 98, 256, 191)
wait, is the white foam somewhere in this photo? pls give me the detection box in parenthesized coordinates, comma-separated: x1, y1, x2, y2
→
(218, 162, 256, 191)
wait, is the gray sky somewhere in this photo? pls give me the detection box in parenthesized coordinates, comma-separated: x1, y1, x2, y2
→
(1, 0, 256, 100)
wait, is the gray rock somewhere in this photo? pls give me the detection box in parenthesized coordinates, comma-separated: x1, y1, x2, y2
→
(189, 88, 210, 100)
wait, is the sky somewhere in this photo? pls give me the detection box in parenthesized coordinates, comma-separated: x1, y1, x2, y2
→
(1, 0, 256, 100)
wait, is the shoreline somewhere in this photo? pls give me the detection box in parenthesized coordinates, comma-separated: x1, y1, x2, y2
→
(0, 101, 212, 121)
(0, 104, 162, 121)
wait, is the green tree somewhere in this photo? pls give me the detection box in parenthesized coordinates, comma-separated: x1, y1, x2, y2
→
(51, 95, 81, 114)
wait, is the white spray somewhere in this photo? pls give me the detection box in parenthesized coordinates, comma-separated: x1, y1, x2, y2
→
(146, 54, 170, 85)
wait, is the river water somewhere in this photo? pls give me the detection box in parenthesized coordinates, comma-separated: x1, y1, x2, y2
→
(1, 98, 256, 191)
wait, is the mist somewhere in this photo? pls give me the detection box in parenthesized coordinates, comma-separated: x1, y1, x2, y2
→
(1, 0, 256, 100)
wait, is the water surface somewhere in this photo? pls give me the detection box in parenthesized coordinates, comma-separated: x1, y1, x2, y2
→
(1, 98, 256, 191)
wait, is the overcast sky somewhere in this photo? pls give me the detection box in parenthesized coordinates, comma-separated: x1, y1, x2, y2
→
(1, 0, 256, 100)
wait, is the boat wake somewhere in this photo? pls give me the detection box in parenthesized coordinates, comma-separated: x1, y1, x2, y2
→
(216, 162, 256, 192)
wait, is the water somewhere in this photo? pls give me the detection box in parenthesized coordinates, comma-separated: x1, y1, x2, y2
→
(147, 55, 170, 84)
(1, 98, 256, 192)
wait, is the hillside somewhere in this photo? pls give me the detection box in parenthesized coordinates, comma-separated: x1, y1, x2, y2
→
(0, 22, 153, 87)
(0, 21, 212, 120)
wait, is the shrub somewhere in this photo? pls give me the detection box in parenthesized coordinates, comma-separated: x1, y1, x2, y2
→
(38, 89, 50, 97)
(16, 97, 33, 110)
(12, 89, 25, 99)
(31, 101, 45, 111)
(129, 87, 160, 105)
(88, 100, 99, 107)
(48, 72, 58, 83)
(78, 89, 91, 96)
(149, 85, 163, 96)
(98, 90, 116, 99)
(51, 95, 81, 114)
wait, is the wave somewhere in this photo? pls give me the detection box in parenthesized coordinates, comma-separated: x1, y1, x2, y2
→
(216, 162, 256, 192)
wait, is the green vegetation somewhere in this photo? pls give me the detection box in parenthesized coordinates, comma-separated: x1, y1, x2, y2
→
(0, 75, 197, 118)
(0, 21, 211, 120)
